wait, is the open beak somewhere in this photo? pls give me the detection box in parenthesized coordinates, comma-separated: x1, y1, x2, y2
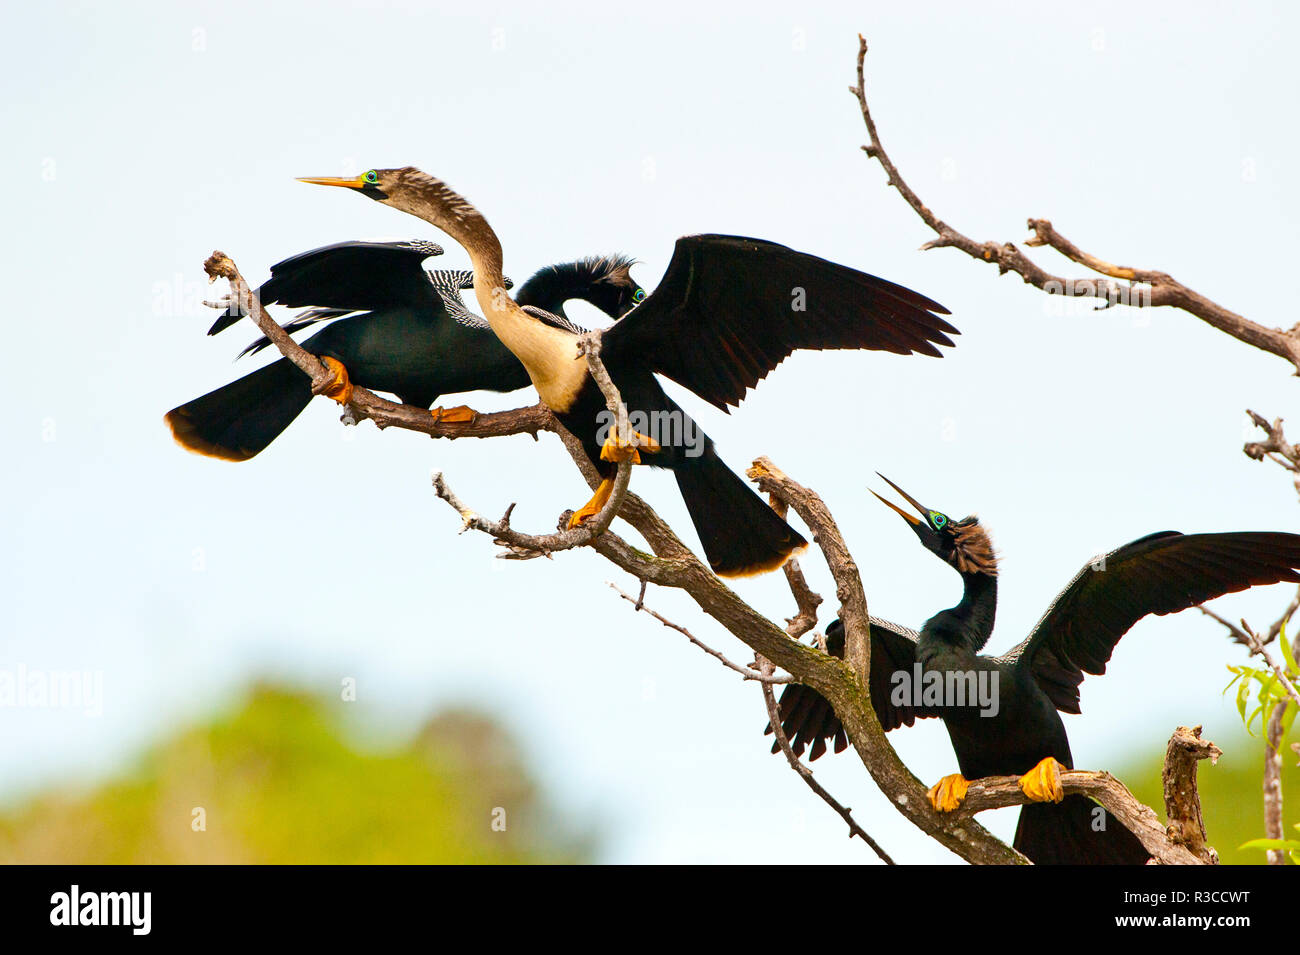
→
(870, 473, 927, 526)
(296, 175, 368, 189)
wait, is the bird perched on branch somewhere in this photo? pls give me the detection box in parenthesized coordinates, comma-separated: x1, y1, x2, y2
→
(298, 167, 958, 577)
(765, 474, 1300, 863)
(165, 239, 643, 461)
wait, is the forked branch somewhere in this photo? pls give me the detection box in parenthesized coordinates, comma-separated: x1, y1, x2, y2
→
(849, 37, 1300, 373)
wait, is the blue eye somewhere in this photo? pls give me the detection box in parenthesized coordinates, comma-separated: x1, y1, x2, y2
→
(632, 289, 646, 303)
(930, 512, 947, 529)
(364, 170, 378, 183)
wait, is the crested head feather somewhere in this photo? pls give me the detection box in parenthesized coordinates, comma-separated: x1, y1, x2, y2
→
(951, 516, 998, 576)
(583, 253, 639, 287)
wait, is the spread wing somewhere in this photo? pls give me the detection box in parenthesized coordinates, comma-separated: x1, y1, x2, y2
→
(602, 234, 957, 412)
(208, 239, 444, 335)
(999, 531, 1300, 714)
(765, 616, 939, 761)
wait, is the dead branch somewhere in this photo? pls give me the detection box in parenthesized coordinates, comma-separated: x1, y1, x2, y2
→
(755, 653, 894, 863)
(608, 583, 790, 683)
(1245, 411, 1300, 503)
(957, 728, 1214, 865)
(848, 38, 1300, 373)
(1161, 725, 1221, 863)
(767, 494, 823, 639)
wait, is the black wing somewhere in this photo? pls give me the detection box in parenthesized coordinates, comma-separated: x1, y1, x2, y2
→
(602, 235, 957, 412)
(1000, 531, 1300, 714)
(237, 308, 358, 358)
(208, 239, 444, 335)
(765, 616, 939, 761)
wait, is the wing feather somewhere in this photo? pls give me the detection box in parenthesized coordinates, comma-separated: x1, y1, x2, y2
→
(604, 235, 957, 412)
(1000, 531, 1300, 713)
(765, 616, 940, 760)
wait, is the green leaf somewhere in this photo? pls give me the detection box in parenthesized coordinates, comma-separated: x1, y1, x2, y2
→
(1280, 701, 1297, 739)
(1240, 837, 1300, 851)
(1281, 630, 1298, 675)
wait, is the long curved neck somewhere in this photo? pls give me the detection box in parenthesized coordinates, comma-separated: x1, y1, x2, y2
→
(921, 570, 998, 653)
(393, 179, 586, 408)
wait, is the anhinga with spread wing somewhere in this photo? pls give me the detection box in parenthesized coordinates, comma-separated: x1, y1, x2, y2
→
(766, 475, 1300, 863)
(298, 167, 958, 577)
(165, 239, 644, 461)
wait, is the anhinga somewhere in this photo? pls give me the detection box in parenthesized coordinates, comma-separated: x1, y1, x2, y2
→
(299, 167, 958, 577)
(165, 239, 643, 461)
(766, 475, 1300, 864)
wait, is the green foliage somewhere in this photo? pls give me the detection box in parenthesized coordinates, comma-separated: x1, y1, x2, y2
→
(0, 686, 594, 864)
(1220, 623, 1299, 862)
(1240, 827, 1300, 865)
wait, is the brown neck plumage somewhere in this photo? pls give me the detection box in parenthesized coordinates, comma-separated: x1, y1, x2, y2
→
(952, 518, 998, 577)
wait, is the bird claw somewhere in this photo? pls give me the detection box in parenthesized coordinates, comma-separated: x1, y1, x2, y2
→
(567, 477, 616, 528)
(431, 405, 477, 425)
(317, 357, 354, 406)
(927, 773, 970, 812)
(599, 428, 660, 464)
(1018, 757, 1066, 803)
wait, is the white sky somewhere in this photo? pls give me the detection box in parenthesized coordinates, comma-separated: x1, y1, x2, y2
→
(2, 1, 1297, 863)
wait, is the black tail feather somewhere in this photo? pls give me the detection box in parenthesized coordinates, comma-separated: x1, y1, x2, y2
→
(673, 447, 806, 577)
(1013, 795, 1150, 864)
(165, 357, 312, 462)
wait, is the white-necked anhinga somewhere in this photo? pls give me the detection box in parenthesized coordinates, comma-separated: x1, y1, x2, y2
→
(766, 474, 1300, 863)
(298, 167, 958, 577)
(165, 239, 642, 461)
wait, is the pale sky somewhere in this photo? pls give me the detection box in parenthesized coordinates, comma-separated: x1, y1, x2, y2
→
(2, 1, 1297, 863)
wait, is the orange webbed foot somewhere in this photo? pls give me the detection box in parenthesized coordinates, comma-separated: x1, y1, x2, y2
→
(1018, 757, 1066, 803)
(599, 429, 660, 465)
(567, 477, 615, 528)
(431, 405, 477, 425)
(927, 773, 970, 812)
(318, 357, 354, 406)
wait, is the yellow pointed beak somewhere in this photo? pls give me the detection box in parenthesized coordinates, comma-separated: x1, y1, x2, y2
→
(872, 473, 928, 526)
(296, 175, 368, 189)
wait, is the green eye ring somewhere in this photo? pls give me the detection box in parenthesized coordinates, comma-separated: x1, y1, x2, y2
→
(632, 288, 647, 303)
(364, 170, 378, 184)
(930, 512, 947, 529)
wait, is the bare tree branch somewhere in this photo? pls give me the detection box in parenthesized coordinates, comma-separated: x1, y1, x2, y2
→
(767, 494, 823, 639)
(955, 726, 1218, 865)
(608, 583, 790, 683)
(848, 37, 1300, 373)
(755, 653, 894, 863)
(1245, 411, 1300, 503)
(1161, 725, 1221, 864)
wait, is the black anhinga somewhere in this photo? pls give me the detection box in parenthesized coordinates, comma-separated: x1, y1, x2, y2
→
(766, 475, 1300, 864)
(165, 239, 643, 461)
(299, 167, 958, 577)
